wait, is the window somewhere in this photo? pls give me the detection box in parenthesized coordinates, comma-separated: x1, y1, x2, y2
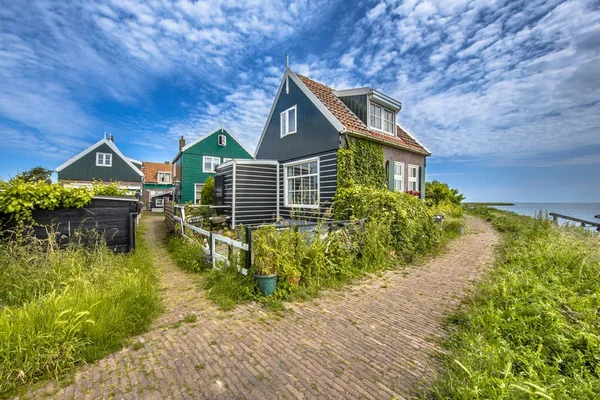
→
(203, 156, 220, 173)
(284, 158, 319, 208)
(369, 103, 395, 135)
(155, 198, 164, 207)
(96, 152, 112, 167)
(157, 172, 171, 183)
(408, 165, 420, 192)
(194, 183, 204, 204)
(393, 162, 404, 192)
(280, 105, 297, 137)
(218, 135, 227, 146)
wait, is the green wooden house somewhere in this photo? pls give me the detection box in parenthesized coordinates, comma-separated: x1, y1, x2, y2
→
(173, 128, 253, 204)
(56, 135, 144, 190)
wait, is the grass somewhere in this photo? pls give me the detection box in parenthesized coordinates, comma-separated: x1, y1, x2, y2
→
(423, 206, 600, 399)
(0, 224, 162, 397)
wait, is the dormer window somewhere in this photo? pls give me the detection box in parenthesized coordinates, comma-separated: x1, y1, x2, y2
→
(218, 134, 227, 146)
(280, 105, 297, 138)
(157, 172, 171, 183)
(370, 103, 395, 135)
(96, 152, 112, 167)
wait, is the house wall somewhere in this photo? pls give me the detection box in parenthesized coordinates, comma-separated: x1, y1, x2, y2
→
(382, 144, 426, 193)
(178, 129, 253, 204)
(338, 94, 368, 126)
(234, 163, 278, 226)
(255, 78, 340, 161)
(57, 143, 142, 183)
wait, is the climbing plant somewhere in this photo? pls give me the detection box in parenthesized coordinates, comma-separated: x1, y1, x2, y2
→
(336, 138, 386, 189)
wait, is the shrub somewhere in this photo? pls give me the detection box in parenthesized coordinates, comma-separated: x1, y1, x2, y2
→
(0, 227, 161, 397)
(200, 177, 215, 205)
(333, 185, 440, 261)
(167, 235, 210, 273)
(425, 180, 465, 206)
(337, 138, 386, 189)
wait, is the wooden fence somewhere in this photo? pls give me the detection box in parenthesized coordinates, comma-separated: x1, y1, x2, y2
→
(549, 212, 600, 231)
(164, 199, 175, 232)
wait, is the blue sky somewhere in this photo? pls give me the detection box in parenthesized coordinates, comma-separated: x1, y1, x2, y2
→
(0, 0, 599, 202)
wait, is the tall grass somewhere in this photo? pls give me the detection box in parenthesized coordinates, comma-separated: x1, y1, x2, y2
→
(424, 207, 600, 399)
(0, 225, 162, 396)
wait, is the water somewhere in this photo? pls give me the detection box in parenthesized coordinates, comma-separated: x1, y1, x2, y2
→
(493, 203, 600, 229)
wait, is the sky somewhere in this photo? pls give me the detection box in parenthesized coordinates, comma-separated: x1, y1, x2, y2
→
(0, 0, 599, 202)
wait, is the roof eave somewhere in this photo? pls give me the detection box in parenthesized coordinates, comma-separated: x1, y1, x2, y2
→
(343, 130, 431, 156)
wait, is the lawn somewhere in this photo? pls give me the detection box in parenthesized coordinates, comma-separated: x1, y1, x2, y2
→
(424, 207, 600, 399)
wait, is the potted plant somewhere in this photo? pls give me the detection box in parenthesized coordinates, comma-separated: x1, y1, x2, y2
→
(252, 226, 279, 296)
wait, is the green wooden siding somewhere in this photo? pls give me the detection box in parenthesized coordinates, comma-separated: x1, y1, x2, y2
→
(57, 143, 142, 183)
(143, 183, 173, 190)
(178, 129, 253, 204)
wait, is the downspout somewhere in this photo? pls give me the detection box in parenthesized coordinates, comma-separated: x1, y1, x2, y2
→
(276, 161, 280, 220)
(232, 161, 236, 227)
(420, 157, 427, 200)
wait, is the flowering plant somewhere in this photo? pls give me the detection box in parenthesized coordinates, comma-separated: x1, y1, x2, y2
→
(406, 190, 421, 197)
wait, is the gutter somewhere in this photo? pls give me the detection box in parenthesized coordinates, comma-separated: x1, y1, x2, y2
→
(342, 130, 431, 157)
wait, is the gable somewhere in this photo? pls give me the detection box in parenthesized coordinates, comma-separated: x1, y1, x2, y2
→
(183, 129, 253, 159)
(57, 142, 143, 182)
(255, 74, 340, 161)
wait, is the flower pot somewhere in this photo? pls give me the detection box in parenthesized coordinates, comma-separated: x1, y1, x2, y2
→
(255, 274, 278, 296)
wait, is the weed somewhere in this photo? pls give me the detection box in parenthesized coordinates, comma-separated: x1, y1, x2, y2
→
(183, 313, 197, 323)
(132, 341, 145, 351)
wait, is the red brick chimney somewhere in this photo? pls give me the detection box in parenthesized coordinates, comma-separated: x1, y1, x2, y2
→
(179, 135, 185, 151)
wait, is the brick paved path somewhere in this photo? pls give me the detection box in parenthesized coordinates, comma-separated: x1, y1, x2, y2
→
(30, 214, 498, 399)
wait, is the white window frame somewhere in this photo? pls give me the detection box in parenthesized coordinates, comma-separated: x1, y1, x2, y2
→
(202, 156, 221, 173)
(96, 152, 112, 167)
(218, 134, 227, 146)
(393, 162, 404, 192)
(280, 105, 297, 138)
(157, 171, 171, 183)
(155, 198, 164, 207)
(283, 156, 319, 209)
(408, 164, 420, 192)
(223, 157, 233, 163)
(194, 183, 204, 204)
(369, 102, 395, 136)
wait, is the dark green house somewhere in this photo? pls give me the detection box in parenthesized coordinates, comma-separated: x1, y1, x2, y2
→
(56, 136, 144, 190)
(173, 128, 253, 204)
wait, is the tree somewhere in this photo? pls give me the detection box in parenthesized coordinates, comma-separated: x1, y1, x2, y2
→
(425, 180, 465, 206)
(201, 176, 215, 205)
(13, 166, 53, 183)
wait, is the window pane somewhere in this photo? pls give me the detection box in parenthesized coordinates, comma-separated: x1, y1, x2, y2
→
(394, 163, 402, 175)
(105, 154, 111, 164)
(288, 108, 296, 132)
(309, 161, 317, 174)
(395, 179, 402, 190)
(204, 160, 211, 171)
(97, 153, 103, 164)
(293, 165, 301, 176)
(281, 112, 287, 135)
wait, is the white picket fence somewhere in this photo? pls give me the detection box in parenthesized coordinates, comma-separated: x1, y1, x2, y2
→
(172, 205, 249, 271)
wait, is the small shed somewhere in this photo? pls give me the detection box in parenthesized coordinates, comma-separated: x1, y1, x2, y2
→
(150, 191, 172, 212)
(215, 160, 279, 226)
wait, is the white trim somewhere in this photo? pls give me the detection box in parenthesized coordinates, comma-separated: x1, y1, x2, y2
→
(282, 156, 320, 209)
(128, 157, 142, 165)
(55, 138, 144, 176)
(280, 105, 297, 138)
(408, 164, 420, 192)
(371, 90, 402, 111)
(194, 183, 204, 205)
(155, 198, 164, 207)
(218, 134, 227, 146)
(333, 87, 371, 97)
(397, 123, 432, 155)
(96, 152, 112, 167)
(368, 100, 395, 136)
(202, 156, 221, 173)
(345, 130, 430, 156)
(393, 161, 404, 192)
(254, 68, 345, 157)
(172, 127, 254, 163)
(157, 171, 172, 184)
(216, 159, 278, 171)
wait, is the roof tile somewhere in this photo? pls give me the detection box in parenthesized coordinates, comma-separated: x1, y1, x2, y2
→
(142, 162, 174, 183)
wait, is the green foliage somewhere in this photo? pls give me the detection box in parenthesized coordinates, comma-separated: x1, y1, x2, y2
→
(337, 138, 386, 189)
(424, 207, 600, 399)
(13, 166, 53, 183)
(425, 180, 465, 206)
(430, 201, 465, 242)
(167, 235, 210, 273)
(201, 176, 215, 205)
(0, 180, 135, 225)
(334, 185, 440, 261)
(0, 226, 161, 397)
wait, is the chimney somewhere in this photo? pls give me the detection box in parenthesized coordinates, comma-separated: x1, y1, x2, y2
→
(179, 135, 185, 151)
(109, 134, 114, 142)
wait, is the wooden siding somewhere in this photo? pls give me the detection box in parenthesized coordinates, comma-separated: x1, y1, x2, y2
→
(57, 143, 142, 183)
(278, 151, 337, 222)
(255, 78, 340, 161)
(179, 129, 253, 204)
(339, 94, 368, 126)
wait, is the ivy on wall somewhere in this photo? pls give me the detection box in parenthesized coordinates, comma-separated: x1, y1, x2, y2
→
(336, 137, 386, 190)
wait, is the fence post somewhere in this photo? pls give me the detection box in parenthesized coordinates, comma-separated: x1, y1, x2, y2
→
(180, 206, 186, 237)
(245, 227, 252, 272)
(210, 231, 215, 269)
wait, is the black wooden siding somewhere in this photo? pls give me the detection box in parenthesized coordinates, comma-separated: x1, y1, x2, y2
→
(339, 94, 368, 126)
(278, 151, 338, 222)
(58, 143, 142, 183)
(255, 78, 340, 161)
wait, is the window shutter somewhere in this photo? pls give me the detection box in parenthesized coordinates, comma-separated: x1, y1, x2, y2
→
(387, 161, 394, 190)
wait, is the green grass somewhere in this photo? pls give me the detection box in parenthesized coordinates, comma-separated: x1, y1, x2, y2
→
(0, 224, 162, 397)
(423, 206, 600, 399)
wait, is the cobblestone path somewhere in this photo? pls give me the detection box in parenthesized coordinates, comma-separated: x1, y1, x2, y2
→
(30, 214, 498, 399)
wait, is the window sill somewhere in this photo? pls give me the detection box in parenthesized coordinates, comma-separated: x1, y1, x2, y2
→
(96, 164, 112, 167)
(280, 131, 296, 138)
(283, 204, 320, 209)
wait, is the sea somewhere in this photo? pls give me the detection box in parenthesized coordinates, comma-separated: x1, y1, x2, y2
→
(492, 203, 600, 229)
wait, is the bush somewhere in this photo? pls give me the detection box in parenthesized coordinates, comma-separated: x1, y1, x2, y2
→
(333, 185, 440, 261)
(337, 138, 386, 189)
(167, 235, 210, 273)
(200, 177, 215, 205)
(424, 207, 600, 399)
(0, 227, 161, 397)
(425, 180, 465, 206)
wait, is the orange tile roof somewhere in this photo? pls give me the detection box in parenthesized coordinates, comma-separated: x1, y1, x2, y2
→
(142, 162, 174, 183)
(297, 74, 430, 155)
